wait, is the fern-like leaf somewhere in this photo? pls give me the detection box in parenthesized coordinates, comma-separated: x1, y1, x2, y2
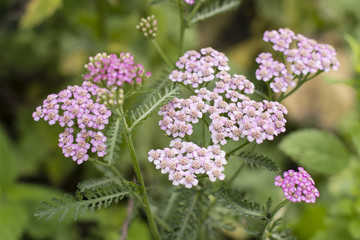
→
(235, 151, 280, 172)
(77, 177, 121, 192)
(35, 183, 130, 221)
(104, 117, 123, 164)
(162, 188, 211, 240)
(215, 187, 266, 218)
(129, 85, 180, 130)
(190, 0, 241, 25)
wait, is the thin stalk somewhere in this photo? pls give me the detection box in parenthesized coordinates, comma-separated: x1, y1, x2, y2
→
(266, 81, 273, 101)
(278, 71, 321, 102)
(163, 191, 178, 220)
(259, 199, 289, 239)
(152, 39, 173, 69)
(226, 141, 250, 157)
(178, 1, 185, 57)
(120, 111, 161, 240)
(254, 89, 268, 99)
(186, 1, 203, 22)
(227, 162, 245, 184)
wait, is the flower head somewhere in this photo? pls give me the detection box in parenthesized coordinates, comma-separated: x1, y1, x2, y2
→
(84, 52, 151, 88)
(274, 167, 319, 203)
(33, 81, 111, 164)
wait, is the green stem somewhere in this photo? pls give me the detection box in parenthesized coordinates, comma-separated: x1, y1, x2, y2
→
(178, 1, 185, 57)
(226, 141, 250, 157)
(152, 39, 173, 69)
(120, 111, 161, 240)
(186, 1, 203, 22)
(254, 89, 268, 100)
(266, 81, 273, 101)
(227, 162, 245, 184)
(259, 199, 289, 239)
(278, 71, 322, 102)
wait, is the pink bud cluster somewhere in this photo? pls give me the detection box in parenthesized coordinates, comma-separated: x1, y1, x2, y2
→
(184, 0, 195, 4)
(274, 167, 320, 203)
(84, 52, 151, 87)
(32, 81, 111, 164)
(256, 28, 340, 93)
(148, 139, 227, 188)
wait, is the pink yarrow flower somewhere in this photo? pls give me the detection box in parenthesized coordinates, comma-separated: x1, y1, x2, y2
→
(274, 167, 319, 203)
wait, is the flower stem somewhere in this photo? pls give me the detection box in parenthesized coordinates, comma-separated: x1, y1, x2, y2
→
(121, 113, 161, 240)
(227, 162, 245, 184)
(152, 39, 173, 69)
(178, 1, 185, 57)
(259, 198, 289, 238)
(226, 140, 250, 157)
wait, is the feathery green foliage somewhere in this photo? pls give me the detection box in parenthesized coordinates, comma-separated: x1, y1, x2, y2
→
(77, 177, 121, 192)
(129, 85, 180, 130)
(104, 117, 123, 164)
(35, 183, 130, 221)
(162, 188, 211, 240)
(235, 151, 280, 172)
(215, 187, 266, 218)
(189, 0, 241, 25)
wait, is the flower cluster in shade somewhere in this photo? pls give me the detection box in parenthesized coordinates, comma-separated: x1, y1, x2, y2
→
(149, 47, 288, 187)
(32, 81, 111, 164)
(274, 167, 319, 203)
(148, 139, 226, 188)
(255, 28, 340, 93)
(136, 15, 157, 38)
(84, 52, 151, 88)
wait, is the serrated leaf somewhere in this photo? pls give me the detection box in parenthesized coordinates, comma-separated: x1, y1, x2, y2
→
(163, 189, 211, 240)
(20, 0, 62, 29)
(190, 0, 241, 25)
(77, 177, 119, 192)
(35, 183, 129, 221)
(235, 151, 280, 172)
(129, 85, 180, 130)
(279, 129, 351, 175)
(215, 187, 266, 218)
(104, 117, 123, 164)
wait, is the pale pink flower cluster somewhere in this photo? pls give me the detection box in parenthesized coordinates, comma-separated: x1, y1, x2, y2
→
(256, 28, 340, 93)
(163, 47, 287, 145)
(84, 52, 151, 87)
(275, 167, 320, 203)
(32, 81, 111, 164)
(148, 139, 227, 188)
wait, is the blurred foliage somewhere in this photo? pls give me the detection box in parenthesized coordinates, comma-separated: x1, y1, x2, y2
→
(1, 0, 360, 239)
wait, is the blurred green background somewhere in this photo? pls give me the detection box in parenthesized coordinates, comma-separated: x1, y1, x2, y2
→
(1, 0, 360, 239)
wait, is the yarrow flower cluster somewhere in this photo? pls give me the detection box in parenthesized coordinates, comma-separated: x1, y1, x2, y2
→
(32, 81, 111, 164)
(148, 139, 227, 188)
(274, 167, 320, 203)
(166, 47, 287, 144)
(150, 47, 288, 187)
(256, 28, 339, 93)
(136, 15, 157, 38)
(84, 52, 151, 87)
(183, 0, 195, 4)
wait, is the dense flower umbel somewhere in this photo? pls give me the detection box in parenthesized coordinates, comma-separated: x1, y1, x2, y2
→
(148, 139, 227, 188)
(136, 15, 158, 38)
(32, 81, 111, 164)
(165, 47, 287, 144)
(274, 167, 320, 203)
(256, 28, 339, 93)
(84, 52, 151, 87)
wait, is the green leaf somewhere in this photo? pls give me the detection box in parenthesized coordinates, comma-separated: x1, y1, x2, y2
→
(235, 151, 280, 172)
(77, 177, 120, 192)
(0, 203, 29, 240)
(215, 187, 266, 218)
(129, 85, 180, 130)
(20, 0, 62, 29)
(105, 117, 123, 164)
(345, 34, 360, 74)
(189, 0, 241, 25)
(279, 129, 351, 175)
(35, 183, 130, 221)
(163, 189, 211, 240)
(0, 126, 17, 192)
